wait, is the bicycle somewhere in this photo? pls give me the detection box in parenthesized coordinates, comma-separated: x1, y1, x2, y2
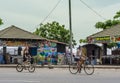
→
(16, 58, 35, 73)
(69, 57, 94, 75)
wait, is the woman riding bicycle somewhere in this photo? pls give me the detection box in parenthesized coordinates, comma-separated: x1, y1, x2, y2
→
(23, 44, 31, 64)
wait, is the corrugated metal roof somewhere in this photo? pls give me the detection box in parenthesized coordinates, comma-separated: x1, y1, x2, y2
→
(88, 24, 120, 38)
(0, 25, 46, 40)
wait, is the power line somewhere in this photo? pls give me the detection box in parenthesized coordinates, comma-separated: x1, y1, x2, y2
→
(30, 0, 62, 31)
(79, 0, 106, 20)
(39, 0, 62, 25)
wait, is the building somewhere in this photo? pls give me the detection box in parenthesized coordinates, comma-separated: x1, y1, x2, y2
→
(0, 25, 67, 64)
(83, 44, 102, 65)
(87, 24, 120, 65)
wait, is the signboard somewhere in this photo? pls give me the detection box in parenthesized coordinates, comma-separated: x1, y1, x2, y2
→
(94, 36, 111, 43)
(88, 35, 120, 43)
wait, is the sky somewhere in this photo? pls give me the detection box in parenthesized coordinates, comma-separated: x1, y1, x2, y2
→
(0, 0, 120, 45)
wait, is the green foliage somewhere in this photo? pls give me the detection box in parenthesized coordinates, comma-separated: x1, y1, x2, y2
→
(95, 19, 120, 30)
(112, 20, 120, 25)
(114, 11, 120, 19)
(0, 18, 3, 25)
(79, 39, 87, 43)
(34, 21, 76, 46)
(94, 10, 120, 48)
(107, 43, 117, 48)
(105, 20, 112, 28)
(95, 10, 120, 30)
(95, 22, 105, 29)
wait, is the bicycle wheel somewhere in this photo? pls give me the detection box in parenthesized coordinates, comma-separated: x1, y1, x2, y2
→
(16, 63, 23, 72)
(84, 63, 94, 75)
(69, 62, 79, 74)
(28, 64, 35, 73)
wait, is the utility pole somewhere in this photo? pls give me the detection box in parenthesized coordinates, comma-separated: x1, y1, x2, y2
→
(68, 0, 73, 59)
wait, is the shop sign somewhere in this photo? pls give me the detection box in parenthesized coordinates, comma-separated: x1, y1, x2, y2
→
(94, 36, 111, 43)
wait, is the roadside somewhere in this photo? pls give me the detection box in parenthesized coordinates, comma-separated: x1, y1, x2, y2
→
(0, 64, 120, 69)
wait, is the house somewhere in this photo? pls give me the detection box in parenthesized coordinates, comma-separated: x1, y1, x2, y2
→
(87, 24, 120, 65)
(0, 25, 67, 64)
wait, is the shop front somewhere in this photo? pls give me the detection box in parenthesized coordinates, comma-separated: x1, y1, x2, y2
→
(83, 44, 102, 65)
(87, 24, 120, 65)
(0, 25, 66, 64)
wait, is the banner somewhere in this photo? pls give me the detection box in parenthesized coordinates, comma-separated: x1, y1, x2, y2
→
(94, 36, 111, 43)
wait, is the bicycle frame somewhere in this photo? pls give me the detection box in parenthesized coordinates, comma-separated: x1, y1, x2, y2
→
(69, 57, 94, 75)
(16, 60, 35, 73)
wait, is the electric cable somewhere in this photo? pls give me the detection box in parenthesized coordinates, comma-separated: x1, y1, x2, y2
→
(30, 0, 62, 31)
(79, 0, 106, 20)
(40, 0, 62, 24)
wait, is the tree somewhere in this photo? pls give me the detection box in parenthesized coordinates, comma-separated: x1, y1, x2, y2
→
(95, 10, 120, 30)
(95, 19, 120, 30)
(79, 10, 120, 44)
(95, 21, 105, 29)
(94, 10, 120, 48)
(112, 19, 120, 25)
(34, 21, 76, 46)
(114, 11, 120, 19)
(79, 11, 120, 44)
(0, 18, 3, 25)
(79, 39, 87, 43)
